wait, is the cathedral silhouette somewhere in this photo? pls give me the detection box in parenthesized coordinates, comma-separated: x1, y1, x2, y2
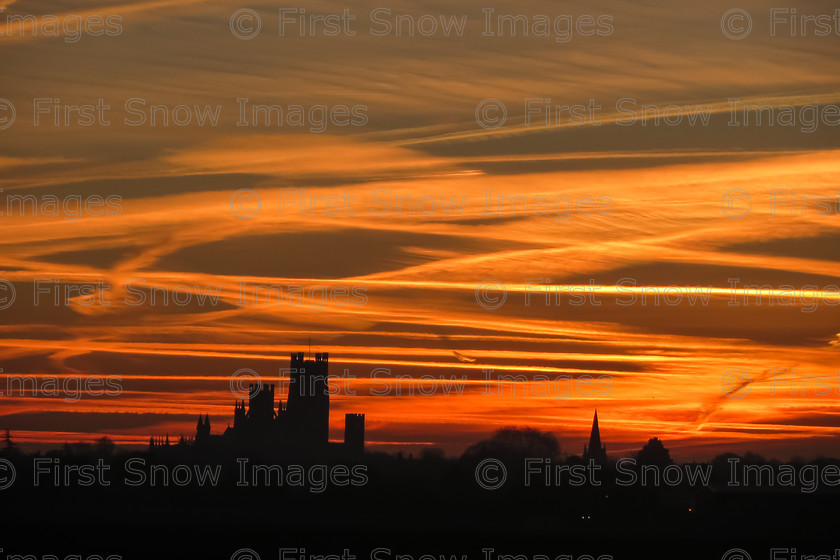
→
(152, 351, 365, 455)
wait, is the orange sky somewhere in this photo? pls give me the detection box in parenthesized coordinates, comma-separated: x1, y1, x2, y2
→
(1, 0, 840, 459)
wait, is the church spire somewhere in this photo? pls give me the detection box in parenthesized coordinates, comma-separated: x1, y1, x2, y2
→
(588, 410, 602, 451)
(583, 410, 607, 463)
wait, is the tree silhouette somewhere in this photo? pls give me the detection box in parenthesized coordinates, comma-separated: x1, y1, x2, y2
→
(95, 436, 115, 456)
(462, 427, 560, 461)
(636, 437, 672, 467)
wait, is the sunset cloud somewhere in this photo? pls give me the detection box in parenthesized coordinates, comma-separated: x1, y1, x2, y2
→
(2, 0, 840, 459)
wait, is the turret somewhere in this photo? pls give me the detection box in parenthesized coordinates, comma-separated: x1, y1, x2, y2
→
(344, 413, 365, 454)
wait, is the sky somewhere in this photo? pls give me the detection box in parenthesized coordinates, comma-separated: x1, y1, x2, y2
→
(1, 0, 840, 460)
